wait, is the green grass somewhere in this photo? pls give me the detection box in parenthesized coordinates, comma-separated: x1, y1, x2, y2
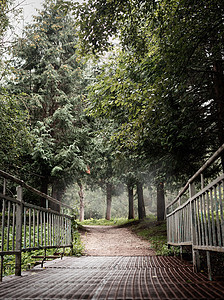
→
(78, 217, 136, 227)
(128, 216, 172, 255)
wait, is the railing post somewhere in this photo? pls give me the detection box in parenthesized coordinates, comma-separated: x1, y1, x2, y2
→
(70, 217, 74, 255)
(201, 174, 212, 280)
(189, 182, 200, 272)
(15, 186, 23, 276)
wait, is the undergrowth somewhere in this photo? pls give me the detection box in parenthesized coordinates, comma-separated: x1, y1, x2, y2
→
(127, 216, 173, 255)
(2, 221, 84, 278)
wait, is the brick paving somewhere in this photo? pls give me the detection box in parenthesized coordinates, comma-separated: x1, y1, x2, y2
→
(0, 256, 224, 299)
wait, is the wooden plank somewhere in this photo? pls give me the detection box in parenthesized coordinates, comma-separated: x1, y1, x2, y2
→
(166, 144, 224, 211)
(40, 210, 43, 246)
(214, 185, 221, 247)
(219, 181, 224, 245)
(210, 188, 217, 246)
(196, 198, 201, 246)
(23, 207, 27, 249)
(37, 210, 40, 247)
(6, 201, 11, 251)
(12, 203, 16, 250)
(0, 256, 3, 282)
(0, 170, 72, 210)
(0, 193, 21, 205)
(168, 241, 192, 246)
(49, 212, 52, 246)
(15, 186, 22, 276)
(1, 199, 5, 252)
(202, 192, 209, 246)
(33, 209, 36, 248)
(44, 212, 46, 247)
(200, 195, 205, 246)
(29, 208, 31, 248)
(47, 212, 49, 246)
(206, 191, 212, 246)
(193, 245, 224, 252)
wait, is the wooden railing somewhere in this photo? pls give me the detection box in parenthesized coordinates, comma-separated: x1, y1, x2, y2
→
(166, 144, 224, 280)
(0, 170, 73, 281)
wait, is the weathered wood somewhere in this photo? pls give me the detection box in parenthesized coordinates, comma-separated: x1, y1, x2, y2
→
(1, 199, 5, 252)
(214, 185, 221, 247)
(33, 209, 36, 247)
(210, 188, 216, 246)
(166, 146, 224, 280)
(166, 143, 224, 211)
(23, 207, 26, 249)
(37, 210, 40, 247)
(6, 201, 11, 251)
(0, 256, 3, 282)
(29, 208, 31, 248)
(12, 204, 16, 250)
(0, 172, 73, 280)
(15, 186, 22, 276)
(219, 181, 224, 243)
(0, 170, 72, 210)
(44, 212, 46, 247)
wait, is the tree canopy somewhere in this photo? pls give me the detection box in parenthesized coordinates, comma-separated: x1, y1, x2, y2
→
(77, 0, 224, 181)
(1, 0, 224, 220)
(8, 0, 94, 203)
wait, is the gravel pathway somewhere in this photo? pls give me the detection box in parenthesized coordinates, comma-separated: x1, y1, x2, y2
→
(80, 225, 156, 256)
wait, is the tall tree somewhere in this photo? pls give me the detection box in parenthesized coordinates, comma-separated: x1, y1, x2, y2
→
(77, 0, 224, 180)
(0, 1, 32, 174)
(9, 0, 91, 206)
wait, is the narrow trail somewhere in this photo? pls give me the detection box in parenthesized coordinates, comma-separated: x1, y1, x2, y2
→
(80, 225, 156, 256)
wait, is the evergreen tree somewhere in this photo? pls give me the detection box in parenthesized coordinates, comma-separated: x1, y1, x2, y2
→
(9, 0, 91, 206)
(0, 1, 31, 174)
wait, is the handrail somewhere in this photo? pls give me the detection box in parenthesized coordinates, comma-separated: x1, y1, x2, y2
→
(166, 143, 224, 210)
(0, 170, 74, 281)
(0, 170, 72, 210)
(166, 144, 224, 280)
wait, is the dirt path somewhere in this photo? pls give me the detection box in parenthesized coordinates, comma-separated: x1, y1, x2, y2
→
(80, 225, 156, 256)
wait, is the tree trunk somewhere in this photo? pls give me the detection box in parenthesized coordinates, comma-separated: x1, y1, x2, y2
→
(40, 175, 48, 208)
(106, 182, 112, 220)
(212, 59, 224, 170)
(157, 181, 165, 221)
(137, 182, 146, 220)
(51, 181, 64, 212)
(77, 180, 84, 222)
(127, 183, 134, 219)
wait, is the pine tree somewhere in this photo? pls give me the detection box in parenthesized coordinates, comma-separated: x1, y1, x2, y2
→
(9, 0, 91, 207)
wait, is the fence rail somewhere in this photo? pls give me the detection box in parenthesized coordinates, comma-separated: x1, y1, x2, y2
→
(166, 144, 224, 280)
(0, 170, 73, 281)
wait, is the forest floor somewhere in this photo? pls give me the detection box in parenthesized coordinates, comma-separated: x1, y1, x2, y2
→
(80, 225, 156, 256)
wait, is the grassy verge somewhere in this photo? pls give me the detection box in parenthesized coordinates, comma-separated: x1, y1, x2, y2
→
(78, 217, 135, 227)
(126, 216, 174, 255)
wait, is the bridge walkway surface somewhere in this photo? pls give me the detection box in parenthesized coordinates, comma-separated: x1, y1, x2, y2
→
(0, 255, 224, 299)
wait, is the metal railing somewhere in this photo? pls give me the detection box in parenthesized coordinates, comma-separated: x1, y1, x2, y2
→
(0, 170, 74, 281)
(166, 144, 224, 280)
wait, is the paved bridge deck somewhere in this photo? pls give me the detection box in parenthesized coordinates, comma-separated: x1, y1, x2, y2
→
(0, 256, 224, 299)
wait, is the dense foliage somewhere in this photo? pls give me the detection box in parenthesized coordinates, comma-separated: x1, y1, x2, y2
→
(1, 0, 224, 221)
(76, 0, 224, 184)
(7, 0, 94, 203)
